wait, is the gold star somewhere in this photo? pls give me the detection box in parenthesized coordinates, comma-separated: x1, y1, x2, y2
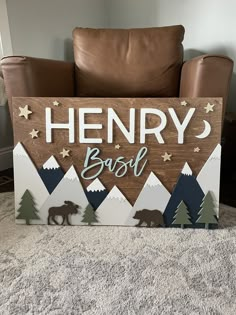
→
(29, 129, 39, 139)
(115, 144, 121, 150)
(161, 152, 172, 162)
(194, 147, 200, 153)
(181, 100, 187, 106)
(60, 148, 70, 158)
(19, 105, 32, 119)
(204, 103, 215, 113)
(53, 100, 60, 106)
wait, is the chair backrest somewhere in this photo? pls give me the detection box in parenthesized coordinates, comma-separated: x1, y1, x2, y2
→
(73, 25, 185, 97)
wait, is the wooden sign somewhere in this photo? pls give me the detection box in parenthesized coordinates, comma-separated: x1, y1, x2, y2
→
(12, 97, 222, 229)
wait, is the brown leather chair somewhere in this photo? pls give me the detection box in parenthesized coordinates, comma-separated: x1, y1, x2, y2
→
(1, 25, 233, 121)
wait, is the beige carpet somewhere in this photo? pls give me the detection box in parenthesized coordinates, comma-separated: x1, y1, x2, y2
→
(1, 191, 236, 314)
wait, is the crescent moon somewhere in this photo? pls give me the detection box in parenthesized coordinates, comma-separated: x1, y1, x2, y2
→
(195, 120, 211, 139)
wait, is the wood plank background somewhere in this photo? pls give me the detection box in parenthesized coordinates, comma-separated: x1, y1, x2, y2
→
(12, 98, 222, 204)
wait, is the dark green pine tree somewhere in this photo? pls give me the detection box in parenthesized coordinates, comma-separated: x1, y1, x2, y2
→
(81, 204, 98, 226)
(16, 189, 40, 225)
(196, 191, 218, 229)
(172, 200, 192, 228)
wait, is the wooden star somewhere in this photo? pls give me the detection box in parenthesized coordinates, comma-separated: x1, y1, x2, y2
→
(53, 100, 60, 106)
(60, 148, 70, 158)
(204, 103, 215, 113)
(115, 144, 121, 150)
(161, 152, 172, 162)
(19, 105, 32, 119)
(194, 147, 200, 153)
(181, 100, 187, 106)
(29, 129, 39, 139)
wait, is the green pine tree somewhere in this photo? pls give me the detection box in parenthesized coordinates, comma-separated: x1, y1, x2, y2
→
(172, 200, 192, 228)
(196, 191, 218, 229)
(81, 204, 98, 226)
(16, 189, 40, 225)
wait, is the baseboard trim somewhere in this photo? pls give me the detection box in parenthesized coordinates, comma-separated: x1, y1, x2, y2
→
(0, 145, 13, 171)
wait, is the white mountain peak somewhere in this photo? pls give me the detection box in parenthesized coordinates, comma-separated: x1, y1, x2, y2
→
(87, 178, 106, 192)
(181, 162, 192, 176)
(14, 142, 28, 157)
(64, 165, 79, 181)
(209, 143, 221, 160)
(43, 156, 60, 170)
(107, 185, 127, 201)
(144, 171, 163, 187)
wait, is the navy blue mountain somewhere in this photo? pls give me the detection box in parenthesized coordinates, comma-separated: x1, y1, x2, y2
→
(85, 178, 109, 210)
(164, 162, 204, 227)
(38, 156, 64, 194)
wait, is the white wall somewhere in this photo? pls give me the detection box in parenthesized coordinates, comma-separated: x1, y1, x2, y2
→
(0, 0, 107, 169)
(0, 0, 12, 57)
(155, 0, 236, 112)
(107, 0, 236, 58)
(107, 0, 158, 28)
(0, 0, 13, 169)
(3, 0, 236, 110)
(6, 0, 107, 61)
(107, 0, 236, 111)
(4, 0, 236, 106)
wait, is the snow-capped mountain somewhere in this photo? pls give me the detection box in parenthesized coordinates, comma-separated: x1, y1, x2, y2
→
(85, 178, 108, 210)
(164, 162, 204, 227)
(43, 156, 59, 169)
(39, 166, 90, 225)
(87, 178, 105, 192)
(126, 172, 171, 226)
(197, 144, 221, 217)
(96, 185, 132, 225)
(181, 162, 192, 176)
(13, 142, 49, 223)
(38, 156, 64, 194)
(107, 186, 126, 200)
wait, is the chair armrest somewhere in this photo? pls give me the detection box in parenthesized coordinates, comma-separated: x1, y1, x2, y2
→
(0, 56, 75, 119)
(180, 54, 233, 117)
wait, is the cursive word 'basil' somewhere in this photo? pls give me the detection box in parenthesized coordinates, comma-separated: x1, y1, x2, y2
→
(81, 147, 148, 179)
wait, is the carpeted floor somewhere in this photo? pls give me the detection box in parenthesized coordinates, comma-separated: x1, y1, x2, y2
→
(1, 192, 236, 314)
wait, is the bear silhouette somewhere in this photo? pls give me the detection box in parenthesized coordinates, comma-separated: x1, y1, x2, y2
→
(133, 209, 165, 227)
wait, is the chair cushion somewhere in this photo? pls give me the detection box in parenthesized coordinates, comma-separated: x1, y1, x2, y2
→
(73, 25, 184, 97)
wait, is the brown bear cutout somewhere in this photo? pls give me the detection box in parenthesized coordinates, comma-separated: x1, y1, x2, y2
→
(133, 209, 165, 227)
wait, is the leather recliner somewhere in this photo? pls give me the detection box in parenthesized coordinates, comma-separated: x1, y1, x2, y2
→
(0, 25, 234, 120)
